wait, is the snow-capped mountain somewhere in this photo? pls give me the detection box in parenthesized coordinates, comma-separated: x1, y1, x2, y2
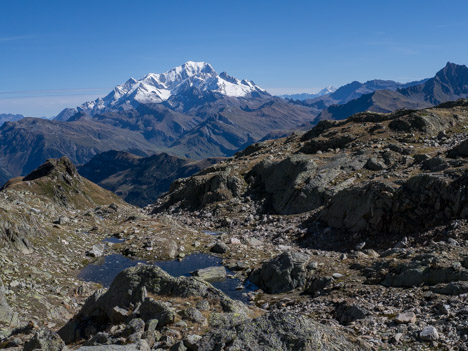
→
(316, 85, 336, 96)
(56, 61, 268, 119)
(279, 85, 336, 101)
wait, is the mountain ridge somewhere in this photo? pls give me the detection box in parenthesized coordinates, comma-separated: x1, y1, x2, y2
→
(316, 62, 468, 122)
(78, 150, 221, 206)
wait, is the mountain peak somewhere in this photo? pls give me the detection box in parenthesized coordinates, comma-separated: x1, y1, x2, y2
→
(61, 61, 266, 118)
(436, 62, 468, 78)
(181, 61, 215, 73)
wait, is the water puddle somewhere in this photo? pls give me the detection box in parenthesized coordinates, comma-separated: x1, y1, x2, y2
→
(102, 237, 125, 244)
(202, 230, 223, 236)
(78, 253, 256, 303)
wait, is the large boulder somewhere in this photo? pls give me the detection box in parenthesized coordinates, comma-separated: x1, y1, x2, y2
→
(249, 155, 325, 214)
(249, 252, 313, 293)
(24, 329, 65, 351)
(382, 259, 468, 288)
(59, 265, 245, 344)
(155, 169, 245, 210)
(448, 138, 468, 158)
(197, 311, 367, 351)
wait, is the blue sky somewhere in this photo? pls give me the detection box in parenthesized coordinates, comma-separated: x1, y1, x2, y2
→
(1, 0, 468, 116)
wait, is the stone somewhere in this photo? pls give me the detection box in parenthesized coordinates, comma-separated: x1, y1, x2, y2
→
(249, 251, 311, 294)
(180, 308, 206, 325)
(0, 278, 18, 327)
(394, 333, 403, 343)
(24, 329, 65, 351)
(196, 311, 366, 351)
(122, 318, 145, 337)
(140, 298, 175, 326)
(434, 303, 450, 315)
(395, 312, 416, 324)
(87, 244, 105, 258)
(447, 138, 468, 158)
(84, 332, 111, 346)
(191, 266, 226, 282)
(76, 344, 150, 351)
(184, 334, 202, 351)
(430, 281, 468, 295)
(109, 306, 129, 324)
(245, 237, 263, 247)
(210, 242, 228, 254)
(170, 341, 187, 351)
(144, 319, 158, 333)
(365, 157, 385, 171)
(419, 326, 439, 341)
(334, 302, 368, 325)
(195, 300, 210, 311)
(60, 265, 244, 344)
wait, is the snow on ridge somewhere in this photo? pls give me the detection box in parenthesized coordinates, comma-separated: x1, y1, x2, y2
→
(74, 61, 266, 115)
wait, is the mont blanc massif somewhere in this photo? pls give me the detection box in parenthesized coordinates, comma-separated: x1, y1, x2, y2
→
(1, 61, 468, 351)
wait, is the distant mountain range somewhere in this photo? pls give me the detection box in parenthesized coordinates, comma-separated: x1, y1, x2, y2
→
(0, 113, 24, 126)
(78, 150, 221, 206)
(316, 62, 468, 122)
(289, 78, 428, 108)
(279, 86, 336, 101)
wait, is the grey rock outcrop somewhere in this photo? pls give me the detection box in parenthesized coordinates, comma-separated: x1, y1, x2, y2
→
(0, 278, 18, 327)
(196, 311, 367, 351)
(76, 343, 150, 351)
(59, 265, 245, 344)
(382, 257, 468, 288)
(157, 170, 245, 210)
(321, 171, 468, 234)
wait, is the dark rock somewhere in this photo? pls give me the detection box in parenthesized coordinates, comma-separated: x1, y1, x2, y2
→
(170, 341, 187, 351)
(209, 242, 228, 254)
(422, 156, 448, 171)
(304, 276, 334, 296)
(334, 302, 369, 325)
(122, 318, 145, 337)
(430, 281, 468, 295)
(24, 329, 65, 351)
(139, 298, 175, 326)
(365, 157, 385, 171)
(184, 335, 202, 351)
(447, 138, 468, 158)
(249, 251, 311, 293)
(382, 260, 468, 288)
(321, 171, 468, 235)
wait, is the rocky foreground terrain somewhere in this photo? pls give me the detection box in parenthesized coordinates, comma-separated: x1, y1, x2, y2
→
(1, 100, 468, 351)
